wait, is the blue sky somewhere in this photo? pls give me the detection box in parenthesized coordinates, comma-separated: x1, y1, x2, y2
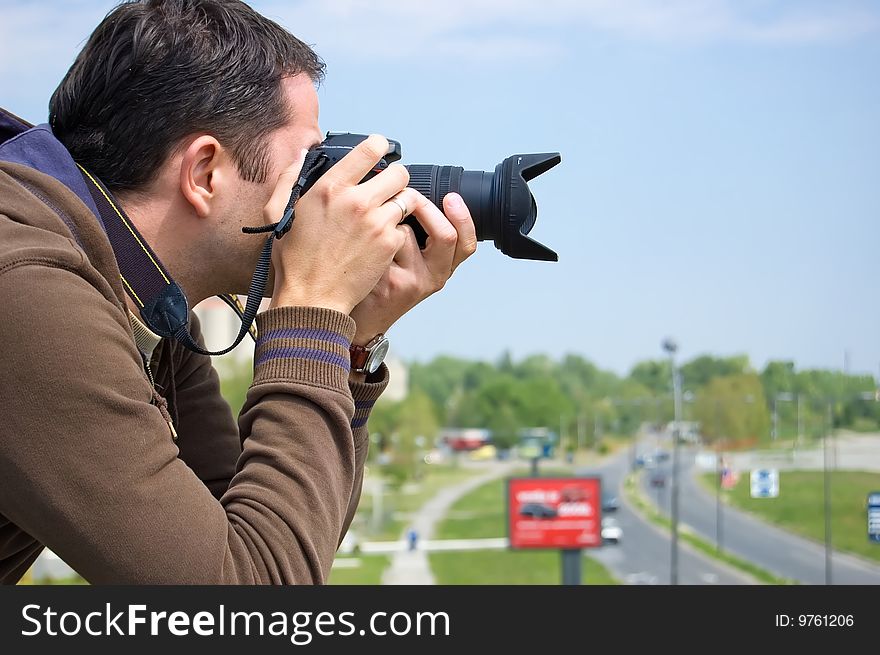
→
(2, 0, 878, 377)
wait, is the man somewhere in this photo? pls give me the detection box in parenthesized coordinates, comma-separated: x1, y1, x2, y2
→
(0, 0, 476, 584)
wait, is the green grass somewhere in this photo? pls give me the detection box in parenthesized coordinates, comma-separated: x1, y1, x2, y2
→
(327, 555, 390, 585)
(19, 574, 88, 585)
(624, 475, 794, 585)
(699, 470, 880, 563)
(351, 464, 485, 541)
(437, 478, 507, 540)
(429, 550, 618, 585)
(436, 468, 577, 541)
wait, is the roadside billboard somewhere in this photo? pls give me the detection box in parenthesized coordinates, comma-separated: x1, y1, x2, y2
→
(507, 477, 602, 549)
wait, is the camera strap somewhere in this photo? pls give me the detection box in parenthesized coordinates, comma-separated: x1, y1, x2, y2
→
(76, 150, 327, 356)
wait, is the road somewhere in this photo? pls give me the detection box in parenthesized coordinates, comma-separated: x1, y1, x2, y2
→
(641, 443, 880, 585)
(576, 452, 755, 585)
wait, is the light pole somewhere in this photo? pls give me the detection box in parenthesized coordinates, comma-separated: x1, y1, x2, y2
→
(823, 402, 833, 585)
(772, 392, 795, 441)
(820, 390, 879, 584)
(714, 399, 724, 553)
(797, 393, 804, 443)
(662, 337, 682, 586)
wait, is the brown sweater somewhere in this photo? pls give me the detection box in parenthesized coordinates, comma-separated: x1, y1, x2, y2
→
(0, 161, 386, 584)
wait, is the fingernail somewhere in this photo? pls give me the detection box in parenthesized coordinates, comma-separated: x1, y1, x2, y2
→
(446, 193, 463, 209)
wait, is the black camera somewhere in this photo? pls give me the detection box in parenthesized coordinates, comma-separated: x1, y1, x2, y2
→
(299, 132, 561, 261)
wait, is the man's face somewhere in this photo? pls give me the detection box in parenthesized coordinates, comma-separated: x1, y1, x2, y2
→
(223, 74, 323, 292)
(261, 74, 324, 197)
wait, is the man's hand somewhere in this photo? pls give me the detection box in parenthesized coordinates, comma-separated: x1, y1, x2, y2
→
(349, 191, 478, 351)
(266, 134, 423, 315)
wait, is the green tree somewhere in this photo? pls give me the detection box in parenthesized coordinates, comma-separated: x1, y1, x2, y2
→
(693, 374, 770, 444)
(511, 354, 555, 380)
(487, 404, 520, 450)
(408, 356, 471, 418)
(455, 376, 519, 427)
(629, 359, 672, 395)
(381, 390, 439, 485)
(681, 354, 750, 389)
(607, 379, 655, 436)
(761, 362, 879, 436)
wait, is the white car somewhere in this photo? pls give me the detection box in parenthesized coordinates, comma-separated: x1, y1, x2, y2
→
(601, 517, 623, 544)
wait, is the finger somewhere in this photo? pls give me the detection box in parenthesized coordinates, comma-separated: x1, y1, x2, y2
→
(392, 223, 422, 268)
(443, 192, 478, 271)
(359, 163, 410, 205)
(408, 193, 458, 274)
(263, 148, 309, 224)
(318, 134, 392, 188)
(378, 187, 423, 228)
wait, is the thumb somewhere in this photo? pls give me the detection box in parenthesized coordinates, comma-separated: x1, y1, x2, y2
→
(263, 148, 309, 225)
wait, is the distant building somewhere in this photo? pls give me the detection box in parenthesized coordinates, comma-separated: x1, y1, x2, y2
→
(382, 354, 408, 402)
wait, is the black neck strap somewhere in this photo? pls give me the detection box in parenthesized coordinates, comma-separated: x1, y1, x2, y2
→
(77, 150, 327, 356)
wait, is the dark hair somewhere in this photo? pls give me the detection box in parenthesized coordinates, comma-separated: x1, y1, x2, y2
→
(49, 0, 324, 192)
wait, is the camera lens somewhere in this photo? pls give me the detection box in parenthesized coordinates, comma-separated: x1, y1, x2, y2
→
(403, 154, 560, 262)
(405, 164, 501, 244)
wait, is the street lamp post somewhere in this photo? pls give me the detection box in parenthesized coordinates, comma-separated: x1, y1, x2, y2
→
(662, 337, 682, 586)
(714, 399, 723, 553)
(772, 392, 795, 441)
(823, 402, 833, 585)
(796, 393, 804, 447)
(820, 390, 878, 585)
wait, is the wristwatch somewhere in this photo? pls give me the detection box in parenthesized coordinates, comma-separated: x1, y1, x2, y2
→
(350, 333, 390, 375)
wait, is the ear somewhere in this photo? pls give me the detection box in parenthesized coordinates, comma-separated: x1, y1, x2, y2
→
(179, 135, 227, 218)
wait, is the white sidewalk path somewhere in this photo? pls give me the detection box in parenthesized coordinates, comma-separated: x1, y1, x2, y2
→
(380, 461, 518, 585)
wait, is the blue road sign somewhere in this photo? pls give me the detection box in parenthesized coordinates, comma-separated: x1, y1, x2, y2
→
(750, 469, 779, 498)
(868, 491, 880, 544)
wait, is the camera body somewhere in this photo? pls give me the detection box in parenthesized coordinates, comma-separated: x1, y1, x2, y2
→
(307, 131, 404, 174)
(301, 132, 561, 261)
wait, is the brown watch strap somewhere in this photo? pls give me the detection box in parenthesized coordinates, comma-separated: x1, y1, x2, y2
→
(350, 333, 385, 372)
(349, 343, 369, 371)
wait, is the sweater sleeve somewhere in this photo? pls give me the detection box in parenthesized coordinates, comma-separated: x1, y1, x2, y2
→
(164, 316, 387, 542)
(342, 366, 389, 540)
(0, 261, 358, 584)
(159, 313, 242, 500)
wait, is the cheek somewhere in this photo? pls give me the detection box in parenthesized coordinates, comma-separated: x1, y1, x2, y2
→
(235, 182, 274, 224)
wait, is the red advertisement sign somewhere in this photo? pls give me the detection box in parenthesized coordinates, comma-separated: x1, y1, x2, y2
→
(507, 477, 602, 549)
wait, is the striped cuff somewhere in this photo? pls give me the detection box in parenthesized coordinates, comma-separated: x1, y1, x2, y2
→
(350, 363, 389, 430)
(253, 306, 355, 392)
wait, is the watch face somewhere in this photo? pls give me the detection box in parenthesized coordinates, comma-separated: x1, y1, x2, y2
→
(365, 336, 390, 374)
